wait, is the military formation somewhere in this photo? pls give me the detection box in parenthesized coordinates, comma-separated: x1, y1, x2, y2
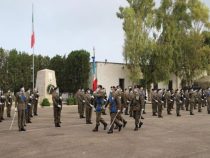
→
(1, 84, 210, 134)
(151, 88, 210, 117)
(75, 85, 146, 133)
(0, 86, 39, 131)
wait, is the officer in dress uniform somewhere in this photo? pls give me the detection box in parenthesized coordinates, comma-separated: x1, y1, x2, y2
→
(52, 87, 62, 127)
(15, 86, 27, 131)
(6, 90, 13, 118)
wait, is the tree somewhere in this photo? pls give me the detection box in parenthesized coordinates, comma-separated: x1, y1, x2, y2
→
(65, 50, 90, 93)
(49, 55, 66, 92)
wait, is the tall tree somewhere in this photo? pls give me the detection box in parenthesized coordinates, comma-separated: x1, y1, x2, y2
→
(65, 50, 90, 93)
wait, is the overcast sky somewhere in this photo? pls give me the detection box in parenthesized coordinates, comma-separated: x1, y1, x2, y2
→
(0, 0, 210, 63)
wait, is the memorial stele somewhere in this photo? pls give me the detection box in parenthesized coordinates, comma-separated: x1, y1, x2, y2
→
(36, 69, 57, 104)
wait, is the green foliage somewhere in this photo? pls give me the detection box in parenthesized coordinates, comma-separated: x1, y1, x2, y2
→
(118, 0, 210, 88)
(65, 50, 90, 93)
(66, 96, 76, 105)
(0, 47, 90, 93)
(41, 98, 50, 107)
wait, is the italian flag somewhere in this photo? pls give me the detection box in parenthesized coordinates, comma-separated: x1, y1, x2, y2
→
(31, 4, 35, 48)
(92, 53, 97, 91)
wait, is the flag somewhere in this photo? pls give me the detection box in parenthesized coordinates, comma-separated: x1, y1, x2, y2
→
(92, 50, 97, 91)
(31, 4, 35, 48)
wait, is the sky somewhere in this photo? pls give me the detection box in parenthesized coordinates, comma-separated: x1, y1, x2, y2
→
(0, 0, 210, 63)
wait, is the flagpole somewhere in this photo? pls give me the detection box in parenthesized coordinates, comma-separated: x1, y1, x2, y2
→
(32, 4, 35, 91)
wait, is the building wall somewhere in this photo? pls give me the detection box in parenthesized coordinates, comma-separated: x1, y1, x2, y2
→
(90, 62, 133, 94)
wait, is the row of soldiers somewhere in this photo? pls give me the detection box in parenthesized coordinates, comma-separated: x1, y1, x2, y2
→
(0, 87, 39, 131)
(75, 85, 146, 133)
(151, 88, 210, 117)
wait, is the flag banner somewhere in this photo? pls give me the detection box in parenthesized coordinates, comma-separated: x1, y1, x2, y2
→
(92, 53, 97, 91)
(31, 4, 35, 48)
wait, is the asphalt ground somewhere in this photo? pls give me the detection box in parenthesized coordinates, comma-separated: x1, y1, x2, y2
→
(0, 104, 210, 158)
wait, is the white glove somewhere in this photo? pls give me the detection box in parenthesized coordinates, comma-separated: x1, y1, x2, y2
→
(58, 105, 61, 108)
(15, 108, 18, 112)
(83, 100, 85, 103)
(117, 110, 121, 113)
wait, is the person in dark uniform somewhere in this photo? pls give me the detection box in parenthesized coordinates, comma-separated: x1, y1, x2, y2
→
(52, 87, 62, 127)
(92, 85, 107, 132)
(15, 86, 27, 131)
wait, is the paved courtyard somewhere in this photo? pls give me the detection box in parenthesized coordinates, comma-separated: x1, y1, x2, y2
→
(0, 104, 210, 158)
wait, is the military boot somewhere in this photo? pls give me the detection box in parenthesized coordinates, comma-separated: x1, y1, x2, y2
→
(190, 112, 194, 115)
(177, 113, 181, 117)
(92, 125, 99, 132)
(134, 125, 138, 131)
(153, 112, 157, 116)
(107, 130, 113, 134)
(198, 109, 202, 112)
(123, 120, 127, 128)
(139, 122, 143, 128)
(103, 122, 107, 130)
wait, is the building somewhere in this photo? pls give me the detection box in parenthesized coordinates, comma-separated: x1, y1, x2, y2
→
(89, 61, 208, 93)
(89, 61, 132, 94)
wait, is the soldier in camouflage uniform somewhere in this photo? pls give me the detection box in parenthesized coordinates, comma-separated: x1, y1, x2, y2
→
(92, 85, 107, 132)
(6, 90, 13, 118)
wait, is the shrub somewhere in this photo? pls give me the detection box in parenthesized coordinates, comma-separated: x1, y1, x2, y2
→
(41, 98, 50, 107)
(66, 96, 76, 105)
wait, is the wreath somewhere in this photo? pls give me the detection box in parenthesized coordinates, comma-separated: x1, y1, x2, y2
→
(47, 84, 55, 94)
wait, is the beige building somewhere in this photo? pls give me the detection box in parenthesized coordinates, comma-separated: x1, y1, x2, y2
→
(89, 61, 206, 92)
(89, 61, 132, 94)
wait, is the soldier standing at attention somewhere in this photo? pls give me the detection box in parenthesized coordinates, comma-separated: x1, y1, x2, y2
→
(15, 86, 27, 131)
(185, 89, 190, 111)
(197, 89, 202, 112)
(6, 90, 13, 118)
(84, 89, 93, 124)
(92, 85, 107, 132)
(0, 90, 6, 120)
(151, 89, 158, 116)
(166, 89, 172, 115)
(175, 90, 182, 117)
(33, 89, 39, 116)
(52, 87, 62, 127)
(206, 88, 210, 114)
(157, 89, 163, 118)
(189, 89, 195, 115)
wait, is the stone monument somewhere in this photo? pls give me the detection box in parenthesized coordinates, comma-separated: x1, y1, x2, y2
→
(36, 69, 57, 105)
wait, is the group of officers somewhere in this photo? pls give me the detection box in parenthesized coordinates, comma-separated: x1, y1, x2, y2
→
(0, 86, 39, 131)
(75, 85, 146, 134)
(75, 85, 210, 134)
(151, 88, 210, 117)
(1, 84, 210, 133)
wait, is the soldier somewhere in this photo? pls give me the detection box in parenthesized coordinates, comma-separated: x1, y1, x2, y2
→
(157, 89, 163, 118)
(52, 87, 62, 127)
(84, 89, 93, 124)
(25, 89, 33, 123)
(189, 89, 195, 115)
(166, 89, 173, 115)
(175, 90, 182, 117)
(106, 87, 122, 134)
(76, 89, 86, 119)
(92, 85, 107, 132)
(184, 89, 190, 111)
(101, 88, 107, 115)
(0, 90, 6, 121)
(140, 87, 146, 114)
(33, 89, 39, 116)
(162, 89, 166, 108)
(123, 88, 130, 115)
(129, 87, 134, 117)
(130, 88, 144, 131)
(15, 86, 27, 131)
(115, 87, 127, 128)
(197, 89, 202, 112)
(206, 88, 210, 114)
(6, 90, 13, 118)
(151, 89, 158, 116)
